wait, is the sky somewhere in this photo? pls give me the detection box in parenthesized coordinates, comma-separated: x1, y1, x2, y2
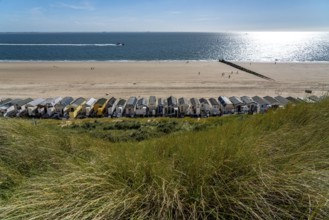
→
(0, 0, 329, 32)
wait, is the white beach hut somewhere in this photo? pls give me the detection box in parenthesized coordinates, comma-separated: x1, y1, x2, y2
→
(136, 97, 148, 117)
(190, 98, 201, 117)
(209, 98, 220, 116)
(178, 97, 190, 117)
(107, 97, 118, 117)
(218, 96, 234, 114)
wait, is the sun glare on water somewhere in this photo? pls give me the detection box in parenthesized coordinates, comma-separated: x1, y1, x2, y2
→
(248, 32, 315, 44)
(243, 32, 323, 62)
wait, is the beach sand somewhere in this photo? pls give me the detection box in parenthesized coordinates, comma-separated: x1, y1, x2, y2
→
(0, 61, 329, 99)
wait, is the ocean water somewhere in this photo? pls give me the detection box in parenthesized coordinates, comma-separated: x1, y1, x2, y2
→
(0, 32, 328, 62)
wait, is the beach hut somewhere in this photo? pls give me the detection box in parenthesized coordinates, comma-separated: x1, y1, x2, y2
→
(178, 97, 190, 117)
(296, 96, 314, 103)
(0, 98, 11, 106)
(52, 97, 73, 118)
(66, 97, 86, 119)
(84, 98, 97, 117)
(148, 96, 157, 116)
(97, 98, 111, 116)
(157, 98, 165, 116)
(125, 97, 138, 117)
(37, 97, 63, 117)
(240, 96, 257, 113)
(199, 98, 211, 117)
(4, 98, 33, 117)
(36, 98, 55, 117)
(275, 96, 290, 106)
(190, 98, 201, 117)
(114, 99, 126, 117)
(229, 96, 247, 113)
(286, 96, 302, 104)
(167, 96, 178, 117)
(136, 97, 149, 117)
(263, 96, 280, 108)
(107, 97, 118, 117)
(92, 98, 107, 116)
(252, 96, 269, 113)
(26, 98, 45, 117)
(308, 95, 320, 103)
(218, 96, 234, 114)
(15, 98, 35, 117)
(209, 98, 220, 116)
(0, 99, 22, 116)
(24, 98, 45, 117)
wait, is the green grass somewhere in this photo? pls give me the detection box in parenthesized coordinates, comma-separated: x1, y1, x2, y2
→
(0, 100, 329, 219)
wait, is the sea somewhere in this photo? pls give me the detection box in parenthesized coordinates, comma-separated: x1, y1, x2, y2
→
(0, 32, 328, 62)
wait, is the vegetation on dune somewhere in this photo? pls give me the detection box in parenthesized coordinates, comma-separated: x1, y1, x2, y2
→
(0, 100, 329, 219)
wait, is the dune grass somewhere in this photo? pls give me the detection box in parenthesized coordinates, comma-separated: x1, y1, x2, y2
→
(0, 100, 329, 219)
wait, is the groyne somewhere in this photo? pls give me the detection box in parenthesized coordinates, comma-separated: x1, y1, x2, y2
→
(219, 59, 274, 81)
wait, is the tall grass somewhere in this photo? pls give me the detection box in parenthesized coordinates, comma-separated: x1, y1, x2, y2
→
(0, 101, 329, 219)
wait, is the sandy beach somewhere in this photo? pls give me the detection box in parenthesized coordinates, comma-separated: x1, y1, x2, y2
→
(0, 61, 329, 99)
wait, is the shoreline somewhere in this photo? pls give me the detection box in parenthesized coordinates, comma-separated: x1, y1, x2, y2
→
(1, 60, 329, 64)
(1, 61, 329, 99)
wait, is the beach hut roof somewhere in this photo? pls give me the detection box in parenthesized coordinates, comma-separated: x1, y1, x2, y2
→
(218, 96, 233, 106)
(209, 98, 219, 106)
(263, 96, 280, 105)
(286, 96, 301, 104)
(0, 99, 22, 110)
(149, 96, 156, 105)
(274, 96, 290, 105)
(108, 97, 117, 106)
(51, 97, 63, 106)
(0, 98, 12, 106)
(308, 95, 320, 102)
(0, 99, 21, 107)
(39, 98, 54, 106)
(167, 96, 177, 106)
(240, 96, 255, 105)
(252, 96, 269, 105)
(71, 97, 86, 106)
(16, 98, 33, 107)
(127, 97, 138, 106)
(60, 97, 74, 106)
(27, 98, 45, 107)
(9, 99, 23, 105)
(86, 98, 97, 106)
(199, 98, 210, 105)
(137, 98, 148, 106)
(178, 97, 189, 105)
(229, 96, 243, 105)
(40, 97, 63, 106)
(95, 98, 107, 106)
(190, 98, 200, 106)
(117, 99, 126, 106)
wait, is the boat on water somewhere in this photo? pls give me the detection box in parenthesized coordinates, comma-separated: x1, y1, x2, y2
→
(116, 42, 125, 46)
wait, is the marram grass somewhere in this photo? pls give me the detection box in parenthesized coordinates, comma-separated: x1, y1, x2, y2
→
(1, 100, 329, 219)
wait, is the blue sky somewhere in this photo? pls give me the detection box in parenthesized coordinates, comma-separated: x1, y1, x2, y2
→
(0, 0, 328, 32)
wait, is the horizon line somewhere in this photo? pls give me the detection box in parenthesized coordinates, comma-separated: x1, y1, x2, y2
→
(1, 31, 328, 34)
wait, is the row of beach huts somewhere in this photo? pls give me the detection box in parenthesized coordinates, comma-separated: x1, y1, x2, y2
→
(0, 95, 324, 119)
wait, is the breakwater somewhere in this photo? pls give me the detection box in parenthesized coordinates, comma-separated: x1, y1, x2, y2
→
(219, 59, 274, 81)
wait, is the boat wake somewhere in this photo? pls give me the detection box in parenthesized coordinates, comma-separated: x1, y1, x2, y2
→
(0, 43, 122, 47)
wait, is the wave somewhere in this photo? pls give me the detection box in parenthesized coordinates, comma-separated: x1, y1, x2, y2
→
(0, 43, 119, 47)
